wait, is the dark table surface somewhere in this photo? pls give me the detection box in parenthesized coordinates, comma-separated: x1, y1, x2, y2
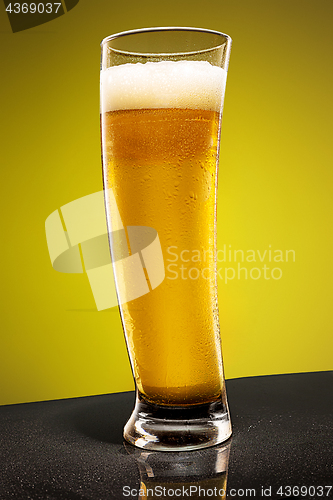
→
(0, 371, 332, 499)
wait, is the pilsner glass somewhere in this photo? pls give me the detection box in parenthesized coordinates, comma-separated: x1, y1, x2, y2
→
(100, 27, 232, 451)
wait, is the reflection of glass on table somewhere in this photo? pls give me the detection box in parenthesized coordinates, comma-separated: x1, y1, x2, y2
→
(100, 27, 232, 450)
(125, 440, 231, 499)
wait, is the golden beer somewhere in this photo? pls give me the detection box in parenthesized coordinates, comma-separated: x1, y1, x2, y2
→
(101, 29, 232, 450)
(101, 61, 225, 406)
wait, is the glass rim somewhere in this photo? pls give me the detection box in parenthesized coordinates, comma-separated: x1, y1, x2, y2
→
(100, 26, 232, 53)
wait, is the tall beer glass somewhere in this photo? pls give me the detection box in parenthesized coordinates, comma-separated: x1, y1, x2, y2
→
(100, 27, 232, 451)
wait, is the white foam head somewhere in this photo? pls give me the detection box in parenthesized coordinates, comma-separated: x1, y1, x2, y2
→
(101, 61, 227, 113)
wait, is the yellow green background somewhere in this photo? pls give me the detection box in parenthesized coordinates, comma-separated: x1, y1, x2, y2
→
(0, 0, 332, 406)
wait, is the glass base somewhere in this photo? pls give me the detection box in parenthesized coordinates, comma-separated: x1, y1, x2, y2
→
(124, 391, 232, 451)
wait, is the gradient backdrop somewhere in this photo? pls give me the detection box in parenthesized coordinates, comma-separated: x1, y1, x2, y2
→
(0, 0, 332, 406)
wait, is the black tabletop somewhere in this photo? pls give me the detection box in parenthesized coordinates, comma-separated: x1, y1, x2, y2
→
(0, 371, 332, 499)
